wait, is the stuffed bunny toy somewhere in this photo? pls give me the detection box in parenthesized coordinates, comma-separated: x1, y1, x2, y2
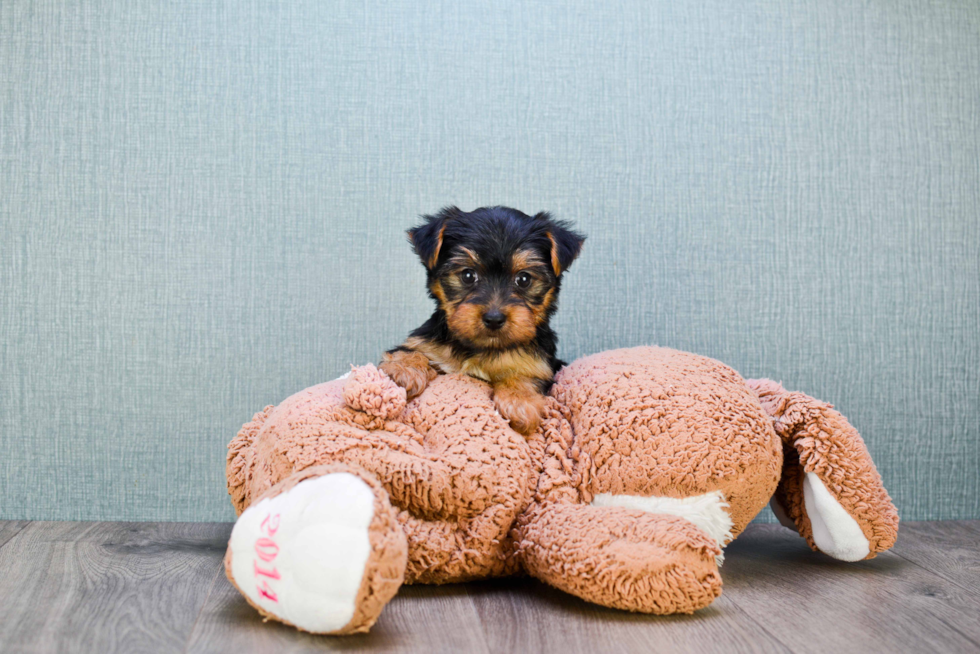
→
(224, 346, 898, 634)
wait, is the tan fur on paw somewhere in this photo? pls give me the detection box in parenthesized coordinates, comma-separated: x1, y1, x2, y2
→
(493, 380, 547, 435)
(379, 350, 437, 399)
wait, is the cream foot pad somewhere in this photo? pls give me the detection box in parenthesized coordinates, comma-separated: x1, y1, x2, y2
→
(227, 473, 375, 633)
(802, 472, 871, 562)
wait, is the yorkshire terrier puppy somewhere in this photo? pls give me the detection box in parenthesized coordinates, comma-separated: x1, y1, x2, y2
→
(380, 206, 585, 435)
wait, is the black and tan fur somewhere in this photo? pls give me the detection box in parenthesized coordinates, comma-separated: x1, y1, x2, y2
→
(380, 206, 585, 435)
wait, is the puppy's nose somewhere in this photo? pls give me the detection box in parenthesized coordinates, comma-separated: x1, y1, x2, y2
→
(482, 309, 506, 330)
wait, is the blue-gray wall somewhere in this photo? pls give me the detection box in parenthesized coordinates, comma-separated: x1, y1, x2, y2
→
(1, 0, 978, 522)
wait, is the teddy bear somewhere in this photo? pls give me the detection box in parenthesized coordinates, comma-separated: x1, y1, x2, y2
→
(223, 346, 899, 634)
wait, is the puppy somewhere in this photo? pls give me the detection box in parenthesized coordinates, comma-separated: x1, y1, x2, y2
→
(380, 206, 585, 435)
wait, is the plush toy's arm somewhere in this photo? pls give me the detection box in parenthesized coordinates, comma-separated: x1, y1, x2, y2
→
(339, 363, 526, 522)
(512, 401, 722, 614)
(746, 379, 899, 561)
(516, 502, 722, 614)
(339, 445, 490, 521)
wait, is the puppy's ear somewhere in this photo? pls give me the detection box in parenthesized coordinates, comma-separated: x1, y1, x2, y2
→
(407, 206, 460, 270)
(537, 212, 586, 276)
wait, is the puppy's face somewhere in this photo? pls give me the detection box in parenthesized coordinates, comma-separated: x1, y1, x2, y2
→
(436, 244, 554, 349)
(409, 206, 585, 349)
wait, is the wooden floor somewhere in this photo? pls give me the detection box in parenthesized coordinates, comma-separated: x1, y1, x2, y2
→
(0, 520, 977, 653)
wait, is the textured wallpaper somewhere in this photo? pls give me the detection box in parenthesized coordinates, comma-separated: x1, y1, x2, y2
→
(1, 0, 977, 521)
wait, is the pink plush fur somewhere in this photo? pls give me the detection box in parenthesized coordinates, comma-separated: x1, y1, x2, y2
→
(225, 346, 898, 634)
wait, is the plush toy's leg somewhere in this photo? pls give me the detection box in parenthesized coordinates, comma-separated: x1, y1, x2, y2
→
(516, 503, 723, 614)
(224, 463, 408, 635)
(746, 379, 899, 561)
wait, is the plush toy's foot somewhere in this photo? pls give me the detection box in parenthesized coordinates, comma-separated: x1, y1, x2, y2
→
(224, 464, 408, 635)
(747, 379, 899, 561)
(517, 503, 723, 614)
(770, 471, 874, 561)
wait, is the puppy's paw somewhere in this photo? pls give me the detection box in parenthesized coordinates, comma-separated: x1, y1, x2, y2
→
(493, 383, 547, 435)
(379, 351, 437, 399)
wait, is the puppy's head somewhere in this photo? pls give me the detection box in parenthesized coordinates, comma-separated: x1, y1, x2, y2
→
(408, 206, 585, 349)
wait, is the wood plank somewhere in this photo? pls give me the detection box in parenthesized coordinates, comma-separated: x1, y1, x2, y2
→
(468, 576, 790, 654)
(188, 520, 980, 653)
(0, 521, 228, 654)
(3, 519, 977, 653)
(185, 569, 491, 653)
(721, 523, 980, 654)
(0, 520, 30, 548)
(891, 521, 980, 603)
(190, 529, 786, 653)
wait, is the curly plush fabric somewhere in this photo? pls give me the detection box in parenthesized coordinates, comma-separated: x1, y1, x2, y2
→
(342, 364, 406, 420)
(225, 345, 899, 633)
(226, 370, 532, 584)
(516, 502, 723, 613)
(747, 379, 899, 557)
(543, 347, 783, 535)
(510, 346, 783, 612)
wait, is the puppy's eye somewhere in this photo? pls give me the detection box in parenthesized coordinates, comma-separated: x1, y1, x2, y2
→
(461, 269, 478, 285)
(515, 271, 532, 289)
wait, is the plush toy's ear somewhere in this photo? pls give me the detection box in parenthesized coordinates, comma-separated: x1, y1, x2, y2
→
(537, 212, 586, 276)
(407, 206, 460, 270)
